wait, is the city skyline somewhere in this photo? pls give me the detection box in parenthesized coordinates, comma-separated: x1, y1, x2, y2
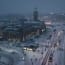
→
(0, 0, 65, 15)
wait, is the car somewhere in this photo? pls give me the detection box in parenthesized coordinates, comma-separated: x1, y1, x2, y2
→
(53, 29, 56, 32)
(48, 56, 53, 62)
(48, 53, 53, 62)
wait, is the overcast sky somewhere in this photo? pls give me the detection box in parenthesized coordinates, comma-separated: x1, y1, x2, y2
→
(0, 0, 65, 15)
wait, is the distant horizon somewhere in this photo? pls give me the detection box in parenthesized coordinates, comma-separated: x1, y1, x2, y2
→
(0, 0, 65, 15)
(0, 12, 65, 16)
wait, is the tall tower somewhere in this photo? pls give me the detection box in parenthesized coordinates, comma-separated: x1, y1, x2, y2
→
(33, 8, 38, 21)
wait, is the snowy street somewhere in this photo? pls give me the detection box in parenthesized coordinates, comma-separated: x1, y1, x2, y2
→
(0, 22, 65, 65)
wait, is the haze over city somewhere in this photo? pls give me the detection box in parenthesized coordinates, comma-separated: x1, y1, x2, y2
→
(0, 0, 65, 65)
(0, 0, 65, 15)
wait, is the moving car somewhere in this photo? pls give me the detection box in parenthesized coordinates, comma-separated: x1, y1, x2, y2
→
(48, 53, 53, 62)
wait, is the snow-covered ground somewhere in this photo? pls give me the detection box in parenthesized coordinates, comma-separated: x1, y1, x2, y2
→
(0, 22, 65, 65)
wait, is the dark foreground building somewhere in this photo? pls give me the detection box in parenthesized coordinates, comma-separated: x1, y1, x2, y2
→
(2, 20, 46, 41)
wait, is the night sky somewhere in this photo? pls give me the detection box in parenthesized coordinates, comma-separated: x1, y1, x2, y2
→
(0, 0, 65, 14)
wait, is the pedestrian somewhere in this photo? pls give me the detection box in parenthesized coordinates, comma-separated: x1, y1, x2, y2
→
(55, 63, 57, 65)
(31, 58, 33, 65)
(35, 58, 37, 61)
(32, 62, 33, 65)
(31, 58, 32, 61)
(45, 48, 46, 51)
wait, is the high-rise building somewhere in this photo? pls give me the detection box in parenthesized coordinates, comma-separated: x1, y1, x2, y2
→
(33, 8, 38, 21)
